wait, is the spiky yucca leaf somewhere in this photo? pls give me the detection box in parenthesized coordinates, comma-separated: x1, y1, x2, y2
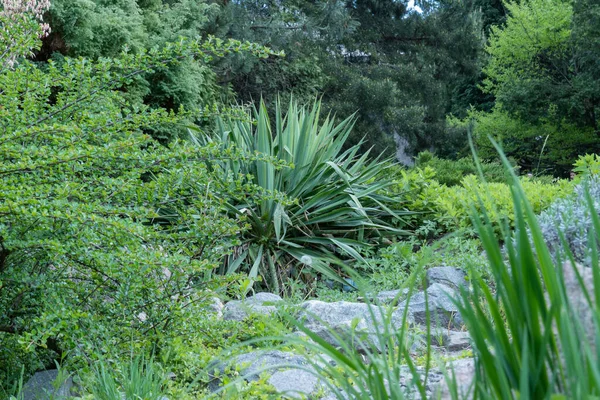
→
(192, 100, 411, 293)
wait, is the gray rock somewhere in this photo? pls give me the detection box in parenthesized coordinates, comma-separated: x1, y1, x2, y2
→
(223, 292, 283, 321)
(249, 292, 284, 303)
(426, 266, 468, 291)
(296, 300, 414, 353)
(436, 358, 476, 399)
(562, 261, 596, 352)
(299, 300, 412, 329)
(431, 329, 472, 351)
(297, 300, 372, 350)
(22, 370, 73, 400)
(399, 365, 445, 397)
(207, 350, 310, 392)
(207, 296, 224, 319)
(398, 283, 463, 330)
(298, 300, 372, 328)
(376, 288, 409, 305)
(267, 369, 321, 399)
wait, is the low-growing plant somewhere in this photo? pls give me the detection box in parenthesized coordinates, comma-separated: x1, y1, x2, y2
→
(535, 176, 600, 267)
(359, 236, 487, 292)
(388, 164, 571, 240)
(91, 356, 166, 400)
(414, 151, 509, 186)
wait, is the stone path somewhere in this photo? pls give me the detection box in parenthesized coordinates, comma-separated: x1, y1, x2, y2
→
(213, 266, 475, 399)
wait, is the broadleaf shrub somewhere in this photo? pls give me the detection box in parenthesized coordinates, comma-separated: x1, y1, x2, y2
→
(414, 150, 508, 186)
(390, 166, 572, 238)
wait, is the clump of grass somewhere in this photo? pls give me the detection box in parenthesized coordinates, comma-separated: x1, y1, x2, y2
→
(92, 356, 166, 400)
(454, 142, 600, 398)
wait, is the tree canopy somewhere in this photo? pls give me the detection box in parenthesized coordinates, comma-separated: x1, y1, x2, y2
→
(469, 0, 600, 175)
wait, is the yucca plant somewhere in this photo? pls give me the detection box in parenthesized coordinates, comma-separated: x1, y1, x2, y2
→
(191, 100, 411, 293)
(454, 142, 600, 399)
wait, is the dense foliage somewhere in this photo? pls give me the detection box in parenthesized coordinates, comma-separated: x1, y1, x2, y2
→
(0, 1, 276, 389)
(35, 0, 600, 172)
(195, 100, 410, 294)
(221, 0, 487, 157)
(466, 0, 600, 175)
(39, 0, 262, 142)
(389, 162, 572, 238)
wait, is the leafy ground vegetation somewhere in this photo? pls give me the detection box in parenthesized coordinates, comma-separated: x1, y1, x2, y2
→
(1, 0, 600, 399)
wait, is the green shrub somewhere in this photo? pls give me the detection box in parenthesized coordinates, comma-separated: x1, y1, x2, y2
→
(414, 150, 508, 186)
(391, 167, 572, 238)
(573, 153, 600, 177)
(430, 175, 572, 236)
(462, 106, 599, 176)
(193, 100, 412, 294)
(0, 4, 275, 384)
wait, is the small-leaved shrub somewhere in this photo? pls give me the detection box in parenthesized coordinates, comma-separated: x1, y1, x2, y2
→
(431, 175, 572, 236)
(536, 176, 600, 267)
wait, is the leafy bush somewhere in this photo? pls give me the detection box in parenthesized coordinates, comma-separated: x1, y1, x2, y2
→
(461, 103, 599, 177)
(431, 175, 572, 236)
(573, 153, 600, 177)
(194, 100, 412, 294)
(414, 150, 508, 186)
(0, 2, 275, 385)
(391, 167, 572, 238)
